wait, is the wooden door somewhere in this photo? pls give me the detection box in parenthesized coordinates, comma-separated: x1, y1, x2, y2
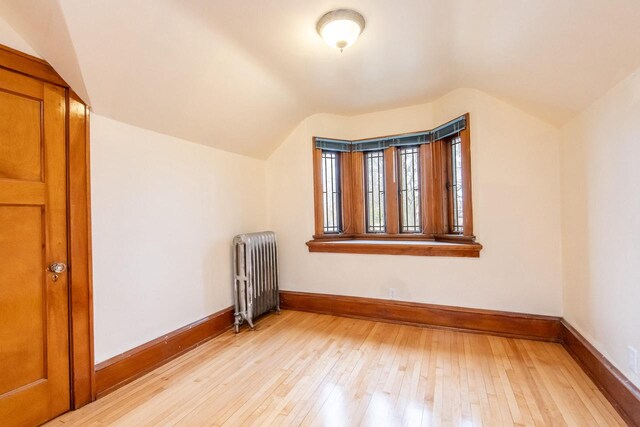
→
(0, 67, 70, 426)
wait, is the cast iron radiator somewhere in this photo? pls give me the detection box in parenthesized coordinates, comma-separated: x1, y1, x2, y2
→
(232, 231, 280, 332)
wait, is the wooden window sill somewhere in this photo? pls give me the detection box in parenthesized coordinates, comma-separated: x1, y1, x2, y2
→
(306, 239, 482, 258)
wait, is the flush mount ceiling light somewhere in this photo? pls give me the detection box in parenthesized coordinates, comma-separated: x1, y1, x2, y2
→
(316, 9, 365, 52)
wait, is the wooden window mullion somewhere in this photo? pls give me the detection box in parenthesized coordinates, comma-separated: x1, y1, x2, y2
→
(351, 151, 365, 234)
(426, 140, 449, 235)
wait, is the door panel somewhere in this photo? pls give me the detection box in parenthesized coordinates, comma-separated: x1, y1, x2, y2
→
(0, 207, 45, 396)
(0, 91, 42, 181)
(0, 71, 69, 426)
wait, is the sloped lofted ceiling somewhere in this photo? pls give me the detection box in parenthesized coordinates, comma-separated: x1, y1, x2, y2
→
(1, 0, 640, 158)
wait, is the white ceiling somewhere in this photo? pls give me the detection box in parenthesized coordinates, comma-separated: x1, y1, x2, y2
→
(1, 0, 640, 158)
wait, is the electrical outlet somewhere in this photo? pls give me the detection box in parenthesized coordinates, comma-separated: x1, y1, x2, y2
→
(628, 346, 638, 374)
(389, 288, 396, 299)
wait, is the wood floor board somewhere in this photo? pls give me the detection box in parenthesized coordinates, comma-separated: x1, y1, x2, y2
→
(154, 311, 321, 426)
(48, 310, 627, 426)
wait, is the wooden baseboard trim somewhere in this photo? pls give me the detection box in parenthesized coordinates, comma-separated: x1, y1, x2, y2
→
(94, 306, 234, 398)
(279, 291, 562, 342)
(561, 321, 640, 426)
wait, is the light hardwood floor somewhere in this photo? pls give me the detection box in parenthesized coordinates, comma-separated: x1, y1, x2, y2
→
(48, 310, 626, 426)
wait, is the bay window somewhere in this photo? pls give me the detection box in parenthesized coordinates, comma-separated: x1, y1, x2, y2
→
(308, 113, 482, 257)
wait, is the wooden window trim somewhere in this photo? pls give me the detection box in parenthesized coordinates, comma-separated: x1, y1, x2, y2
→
(309, 113, 480, 257)
(306, 239, 482, 258)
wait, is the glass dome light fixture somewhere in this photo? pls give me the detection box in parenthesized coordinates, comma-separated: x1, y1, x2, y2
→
(316, 9, 365, 52)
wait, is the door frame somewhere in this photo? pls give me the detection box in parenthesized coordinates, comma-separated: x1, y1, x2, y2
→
(0, 44, 95, 408)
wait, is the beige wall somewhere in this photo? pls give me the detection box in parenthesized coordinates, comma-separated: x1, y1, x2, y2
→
(90, 115, 267, 363)
(0, 14, 39, 56)
(561, 68, 640, 388)
(267, 89, 563, 316)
